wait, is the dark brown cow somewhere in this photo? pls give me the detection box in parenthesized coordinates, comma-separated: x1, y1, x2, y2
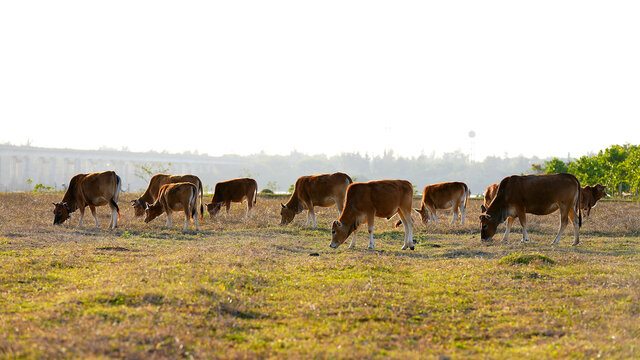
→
(330, 180, 414, 250)
(52, 171, 121, 229)
(144, 182, 199, 232)
(479, 173, 582, 245)
(414, 182, 470, 226)
(206, 178, 258, 218)
(132, 174, 203, 220)
(280, 172, 352, 228)
(580, 184, 607, 217)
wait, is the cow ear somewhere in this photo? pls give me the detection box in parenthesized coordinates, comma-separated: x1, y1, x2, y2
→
(281, 203, 286, 209)
(480, 205, 487, 213)
(130, 199, 136, 205)
(414, 208, 420, 213)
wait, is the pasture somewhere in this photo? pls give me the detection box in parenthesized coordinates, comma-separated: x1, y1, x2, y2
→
(1, 192, 639, 359)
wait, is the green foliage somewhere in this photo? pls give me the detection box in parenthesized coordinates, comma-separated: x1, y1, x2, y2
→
(259, 188, 274, 195)
(567, 144, 640, 196)
(544, 158, 568, 174)
(287, 184, 295, 194)
(32, 183, 52, 193)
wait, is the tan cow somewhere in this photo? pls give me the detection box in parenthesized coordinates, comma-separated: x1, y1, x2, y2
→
(132, 174, 203, 220)
(207, 178, 258, 218)
(413, 181, 470, 226)
(330, 179, 415, 250)
(580, 184, 607, 217)
(479, 173, 582, 245)
(144, 182, 199, 232)
(53, 171, 121, 229)
(280, 172, 352, 228)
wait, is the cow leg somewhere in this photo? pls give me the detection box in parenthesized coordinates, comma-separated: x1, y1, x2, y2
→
(570, 209, 579, 246)
(77, 207, 85, 228)
(516, 211, 529, 243)
(501, 217, 515, 243)
(450, 207, 458, 225)
(398, 209, 414, 251)
(460, 204, 466, 225)
(226, 201, 231, 216)
(349, 230, 357, 249)
(430, 209, 438, 227)
(183, 209, 190, 232)
(552, 209, 570, 245)
(367, 215, 375, 249)
(307, 207, 317, 228)
(166, 212, 173, 228)
(88, 205, 100, 228)
(246, 200, 251, 218)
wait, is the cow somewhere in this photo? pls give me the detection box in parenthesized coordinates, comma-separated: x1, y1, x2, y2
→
(479, 173, 582, 245)
(206, 178, 258, 218)
(580, 184, 607, 217)
(132, 174, 203, 220)
(144, 182, 199, 232)
(413, 182, 470, 226)
(280, 172, 352, 228)
(52, 171, 121, 229)
(480, 182, 516, 242)
(330, 179, 415, 251)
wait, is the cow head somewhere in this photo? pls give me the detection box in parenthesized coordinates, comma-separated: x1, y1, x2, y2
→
(330, 220, 358, 248)
(594, 184, 607, 200)
(207, 201, 223, 217)
(280, 203, 295, 225)
(144, 203, 164, 224)
(131, 198, 146, 217)
(413, 206, 429, 224)
(52, 202, 71, 225)
(479, 213, 498, 241)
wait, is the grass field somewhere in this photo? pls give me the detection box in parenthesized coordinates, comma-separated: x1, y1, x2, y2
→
(1, 192, 639, 359)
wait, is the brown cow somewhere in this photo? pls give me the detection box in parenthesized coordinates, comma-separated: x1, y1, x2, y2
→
(280, 172, 352, 228)
(52, 171, 121, 229)
(330, 179, 415, 250)
(206, 178, 258, 218)
(481, 183, 516, 242)
(479, 173, 582, 245)
(580, 184, 607, 217)
(132, 174, 203, 220)
(144, 182, 199, 232)
(414, 182, 470, 226)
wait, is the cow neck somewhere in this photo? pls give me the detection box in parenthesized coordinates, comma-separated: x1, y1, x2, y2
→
(285, 194, 304, 213)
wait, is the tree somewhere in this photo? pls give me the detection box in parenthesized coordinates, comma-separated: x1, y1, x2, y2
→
(543, 158, 568, 174)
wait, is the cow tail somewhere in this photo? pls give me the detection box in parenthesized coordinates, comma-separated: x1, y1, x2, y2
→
(111, 174, 121, 220)
(253, 184, 258, 204)
(199, 179, 204, 221)
(462, 183, 470, 210)
(192, 186, 198, 221)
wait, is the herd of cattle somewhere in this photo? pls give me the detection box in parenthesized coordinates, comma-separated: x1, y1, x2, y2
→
(51, 171, 608, 250)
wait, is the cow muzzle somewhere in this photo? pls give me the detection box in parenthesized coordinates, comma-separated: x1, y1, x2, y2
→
(329, 242, 339, 249)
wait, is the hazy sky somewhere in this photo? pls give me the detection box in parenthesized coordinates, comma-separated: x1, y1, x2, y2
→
(1, 1, 639, 160)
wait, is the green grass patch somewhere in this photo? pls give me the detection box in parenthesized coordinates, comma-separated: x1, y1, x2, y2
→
(499, 252, 556, 265)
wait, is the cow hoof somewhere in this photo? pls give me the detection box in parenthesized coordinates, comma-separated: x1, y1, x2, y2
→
(572, 241, 579, 246)
(401, 246, 407, 250)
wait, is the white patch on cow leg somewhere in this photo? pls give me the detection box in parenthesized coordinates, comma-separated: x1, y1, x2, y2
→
(501, 218, 513, 243)
(305, 212, 310, 227)
(552, 214, 568, 245)
(460, 205, 466, 225)
(77, 210, 84, 228)
(572, 216, 579, 246)
(183, 211, 190, 232)
(450, 209, 457, 225)
(522, 226, 529, 243)
(432, 212, 438, 227)
(349, 231, 357, 249)
(92, 211, 99, 228)
(368, 225, 375, 250)
(166, 213, 173, 228)
(311, 211, 317, 228)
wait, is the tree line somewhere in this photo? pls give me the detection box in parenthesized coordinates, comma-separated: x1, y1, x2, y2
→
(532, 144, 639, 197)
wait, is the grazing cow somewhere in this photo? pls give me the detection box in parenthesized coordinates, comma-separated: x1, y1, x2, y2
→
(280, 172, 352, 228)
(144, 182, 199, 232)
(132, 174, 203, 220)
(479, 173, 582, 245)
(413, 182, 470, 226)
(580, 184, 607, 217)
(481, 183, 516, 242)
(207, 178, 258, 218)
(52, 171, 121, 229)
(330, 179, 415, 250)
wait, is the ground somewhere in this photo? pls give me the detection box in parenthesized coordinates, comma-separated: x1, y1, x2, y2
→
(1, 192, 639, 359)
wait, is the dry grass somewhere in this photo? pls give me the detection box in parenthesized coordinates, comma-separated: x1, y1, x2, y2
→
(1, 192, 639, 359)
